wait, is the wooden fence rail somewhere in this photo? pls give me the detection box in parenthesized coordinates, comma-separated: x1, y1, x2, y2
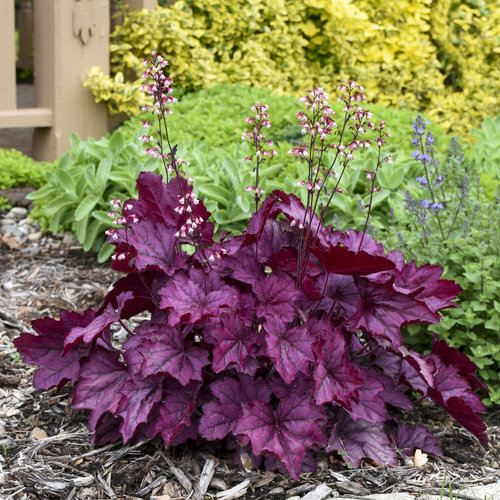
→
(0, 0, 158, 162)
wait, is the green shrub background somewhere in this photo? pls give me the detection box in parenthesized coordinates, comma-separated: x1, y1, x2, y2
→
(86, 0, 499, 136)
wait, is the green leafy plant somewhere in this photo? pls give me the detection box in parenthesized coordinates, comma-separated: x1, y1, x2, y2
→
(0, 148, 54, 208)
(466, 115, 500, 200)
(27, 130, 160, 262)
(376, 115, 500, 405)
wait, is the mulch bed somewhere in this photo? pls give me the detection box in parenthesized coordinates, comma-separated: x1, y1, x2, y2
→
(1, 222, 499, 500)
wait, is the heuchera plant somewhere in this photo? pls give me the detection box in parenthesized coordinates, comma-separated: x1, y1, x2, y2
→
(15, 54, 488, 479)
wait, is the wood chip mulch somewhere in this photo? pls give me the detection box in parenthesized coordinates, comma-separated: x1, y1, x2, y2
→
(1, 227, 499, 500)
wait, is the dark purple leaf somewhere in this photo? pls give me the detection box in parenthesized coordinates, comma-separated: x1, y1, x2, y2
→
(312, 330, 363, 408)
(347, 277, 439, 347)
(241, 196, 278, 248)
(206, 317, 259, 372)
(264, 317, 314, 383)
(14, 309, 100, 390)
(72, 348, 128, 431)
(199, 375, 271, 440)
(431, 336, 488, 391)
(394, 261, 462, 314)
(101, 271, 155, 319)
(234, 392, 326, 479)
(319, 274, 359, 319)
(116, 375, 164, 442)
(272, 190, 321, 236)
(253, 274, 302, 322)
(393, 423, 442, 457)
(152, 380, 201, 447)
(345, 375, 387, 423)
(159, 269, 237, 325)
(311, 244, 394, 276)
(124, 323, 210, 385)
(125, 219, 188, 275)
(327, 411, 397, 467)
(63, 291, 134, 354)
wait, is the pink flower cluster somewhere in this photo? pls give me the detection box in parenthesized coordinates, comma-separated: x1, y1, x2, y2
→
(242, 102, 278, 208)
(140, 52, 177, 116)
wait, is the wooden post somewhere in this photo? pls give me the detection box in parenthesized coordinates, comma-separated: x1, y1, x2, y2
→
(125, 0, 158, 13)
(17, 0, 34, 69)
(0, 1, 17, 110)
(110, 0, 122, 33)
(32, 0, 110, 161)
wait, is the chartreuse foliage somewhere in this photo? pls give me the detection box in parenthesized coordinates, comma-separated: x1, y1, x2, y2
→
(85, 0, 499, 134)
(376, 116, 500, 405)
(15, 57, 488, 479)
(0, 148, 54, 208)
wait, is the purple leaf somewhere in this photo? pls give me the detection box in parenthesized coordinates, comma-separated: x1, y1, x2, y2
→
(14, 309, 101, 390)
(348, 277, 439, 347)
(63, 291, 134, 354)
(311, 244, 394, 276)
(152, 380, 201, 447)
(234, 392, 326, 479)
(272, 190, 321, 236)
(241, 196, 278, 248)
(394, 261, 462, 314)
(327, 411, 397, 467)
(206, 317, 259, 372)
(253, 274, 302, 322)
(126, 219, 188, 275)
(124, 323, 210, 385)
(393, 423, 442, 457)
(116, 375, 164, 442)
(345, 375, 387, 423)
(72, 348, 128, 431)
(159, 269, 237, 325)
(425, 358, 487, 443)
(264, 317, 314, 384)
(312, 330, 363, 408)
(319, 274, 359, 319)
(199, 375, 271, 440)
(431, 336, 488, 391)
(101, 271, 155, 319)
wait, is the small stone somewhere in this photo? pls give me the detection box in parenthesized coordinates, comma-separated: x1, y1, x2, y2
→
(27, 231, 42, 242)
(0, 218, 16, 225)
(7, 207, 28, 218)
(31, 427, 48, 440)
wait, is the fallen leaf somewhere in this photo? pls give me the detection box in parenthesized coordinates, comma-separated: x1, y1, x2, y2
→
(31, 427, 48, 440)
(414, 448, 428, 467)
(74, 458, 83, 466)
(1, 232, 20, 250)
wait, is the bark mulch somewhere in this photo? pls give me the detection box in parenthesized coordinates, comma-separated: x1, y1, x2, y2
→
(1, 218, 499, 500)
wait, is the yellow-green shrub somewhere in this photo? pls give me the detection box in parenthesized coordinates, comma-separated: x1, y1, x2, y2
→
(85, 0, 499, 135)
